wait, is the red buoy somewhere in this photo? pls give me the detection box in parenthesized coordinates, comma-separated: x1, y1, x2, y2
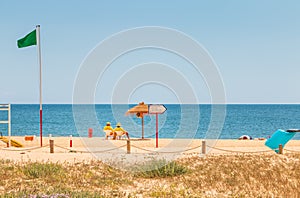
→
(88, 128, 93, 138)
(70, 135, 73, 147)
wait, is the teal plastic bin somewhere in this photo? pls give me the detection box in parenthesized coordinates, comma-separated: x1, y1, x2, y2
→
(265, 129, 296, 153)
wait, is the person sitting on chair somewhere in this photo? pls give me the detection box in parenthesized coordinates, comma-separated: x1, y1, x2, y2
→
(103, 122, 115, 140)
(114, 122, 130, 140)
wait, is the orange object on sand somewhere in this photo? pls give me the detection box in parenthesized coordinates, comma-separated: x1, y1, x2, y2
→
(25, 136, 34, 141)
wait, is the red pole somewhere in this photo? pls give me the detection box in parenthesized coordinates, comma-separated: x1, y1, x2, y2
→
(88, 128, 93, 138)
(156, 113, 158, 148)
(40, 109, 43, 147)
(70, 135, 73, 147)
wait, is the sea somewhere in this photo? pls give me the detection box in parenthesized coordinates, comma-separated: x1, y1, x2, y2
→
(0, 104, 300, 140)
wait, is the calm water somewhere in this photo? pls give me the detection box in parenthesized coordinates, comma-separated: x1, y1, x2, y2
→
(0, 104, 299, 139)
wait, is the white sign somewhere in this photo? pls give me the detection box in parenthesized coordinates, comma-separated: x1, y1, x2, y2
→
(148, 104, 167, 114)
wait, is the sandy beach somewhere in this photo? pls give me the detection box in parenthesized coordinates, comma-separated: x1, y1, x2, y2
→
(1, 137, 300, 197)
(1, 136, 300, 164)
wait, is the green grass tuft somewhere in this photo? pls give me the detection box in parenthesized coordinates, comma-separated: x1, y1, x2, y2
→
(133, 159, 188, 178)
(23, 162, 66, 179)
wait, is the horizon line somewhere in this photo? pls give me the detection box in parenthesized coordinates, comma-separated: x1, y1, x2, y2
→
(6, 103, 300, 105)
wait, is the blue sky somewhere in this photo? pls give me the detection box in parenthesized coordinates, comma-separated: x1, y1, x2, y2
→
(0, 0, 299, 104)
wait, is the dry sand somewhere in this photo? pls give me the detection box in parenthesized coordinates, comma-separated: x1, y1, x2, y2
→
(1, 136, 299, 165)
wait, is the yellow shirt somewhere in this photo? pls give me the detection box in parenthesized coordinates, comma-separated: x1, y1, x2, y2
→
(103, 125, 114, 131)
(114, 127, 126, 132)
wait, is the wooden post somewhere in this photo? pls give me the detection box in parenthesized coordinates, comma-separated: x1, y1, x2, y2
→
(127, 140, 131, 154)
(50, 139, 54, 153)
(278, 144, 283, 154)
(202, 140, 206, 154)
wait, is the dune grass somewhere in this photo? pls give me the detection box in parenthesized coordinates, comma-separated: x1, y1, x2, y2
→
(0, 153, 300, 197)
(132, 159, 188, 178)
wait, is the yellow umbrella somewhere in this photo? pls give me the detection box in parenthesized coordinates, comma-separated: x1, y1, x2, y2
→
(126, 102, 148, 139)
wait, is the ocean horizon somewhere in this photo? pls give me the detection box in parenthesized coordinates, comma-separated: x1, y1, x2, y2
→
(0, 104, 299, 140)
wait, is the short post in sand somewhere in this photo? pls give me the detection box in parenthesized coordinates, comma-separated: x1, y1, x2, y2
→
(49, 134, 54, 153)
(49, 139, 54, 153)
(69, 135, 73, 148)
(127, 140, 131, 154)
(88, 128, 93, 138)
(278, 144, 283, 154)
(202, 140, 206, 154)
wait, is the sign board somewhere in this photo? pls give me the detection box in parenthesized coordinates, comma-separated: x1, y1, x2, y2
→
(148, 104, 167, 114)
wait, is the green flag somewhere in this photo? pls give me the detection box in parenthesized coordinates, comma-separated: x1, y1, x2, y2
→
(17, 29, 36, 48)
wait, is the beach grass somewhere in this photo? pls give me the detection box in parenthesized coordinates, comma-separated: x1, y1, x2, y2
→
(0, 153, 300, 197)
(132, 159, 189, 178)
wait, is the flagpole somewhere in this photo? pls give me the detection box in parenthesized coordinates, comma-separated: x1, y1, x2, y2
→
(36, 25, 43, 147)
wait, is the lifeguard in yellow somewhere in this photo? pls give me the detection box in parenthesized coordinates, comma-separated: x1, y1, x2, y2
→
(114, 122, 130, 140)
(103, 122, 116, 140)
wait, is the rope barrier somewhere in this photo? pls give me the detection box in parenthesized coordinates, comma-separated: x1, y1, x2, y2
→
(93, 144, 128, 153)
(3, 141, 298, 155)
(54, 144, 127, 153)
(283, 148, 300, 153)
(130, 145, 155, 153)
(131, 144, 202, 154)
(206, 145, 276, 154)
(0, 144, 49, 152)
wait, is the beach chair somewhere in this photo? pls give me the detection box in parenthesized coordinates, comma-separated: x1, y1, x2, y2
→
(103, 130, 115, 140)
(116, 130, 127, 140)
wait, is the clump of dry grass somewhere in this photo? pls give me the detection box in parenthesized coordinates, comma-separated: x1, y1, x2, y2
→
(175, 153, 300, 197)
(0, 160, 131, 197)
(0, 153, 300, 197)
(132, 159, 188, 178)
